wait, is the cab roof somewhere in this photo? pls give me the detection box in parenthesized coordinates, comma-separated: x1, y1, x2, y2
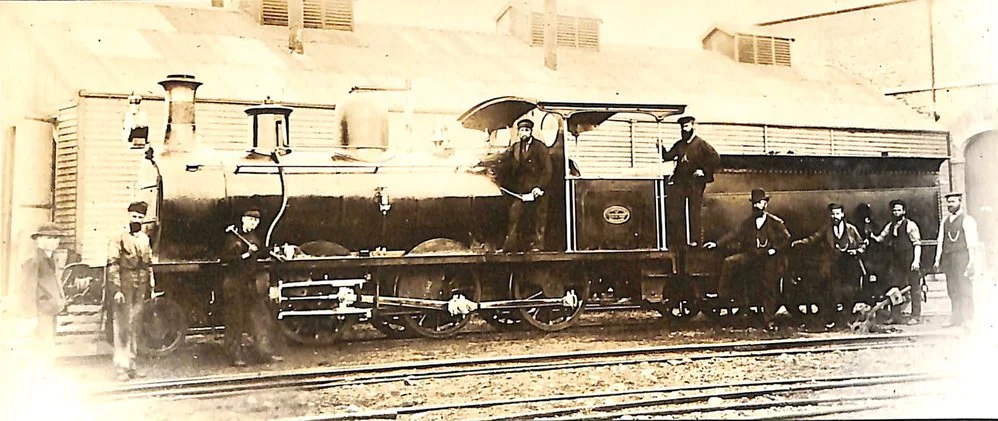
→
(457, 96, 687, 134)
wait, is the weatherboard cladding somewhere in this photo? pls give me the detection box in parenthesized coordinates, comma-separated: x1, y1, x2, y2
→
(565, 120, 948, 177)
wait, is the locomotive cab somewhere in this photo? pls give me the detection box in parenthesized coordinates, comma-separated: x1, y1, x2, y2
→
(457, 96, 687, 253)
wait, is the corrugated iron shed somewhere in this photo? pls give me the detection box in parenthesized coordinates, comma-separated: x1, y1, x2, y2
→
(1, 1, 944, 132)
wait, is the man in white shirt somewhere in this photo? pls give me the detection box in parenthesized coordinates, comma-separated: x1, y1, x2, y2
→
(933, 192, 979, 328)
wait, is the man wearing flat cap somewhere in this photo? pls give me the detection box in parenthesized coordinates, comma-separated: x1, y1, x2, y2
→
(500, 119, 553, 252)
(933, 192, 979, 328)
(11, 223, 65, 360)
(222, 207, 282, 366)
(659, 116, 720, 248)
(705, 188, 791, 330)
(792, 203, 866, 329)
(107, 201, 154, 380)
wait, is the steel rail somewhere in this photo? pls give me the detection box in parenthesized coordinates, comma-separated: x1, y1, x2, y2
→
(119, 342, 914, 401)
(95, 332, 946, 398)
(303, 342, 910, 391)
(594, 390, 936, 420)
(284, 372, 941, 421)
(471, 373, 942, 421)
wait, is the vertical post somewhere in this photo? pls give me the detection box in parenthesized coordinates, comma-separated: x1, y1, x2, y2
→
(629, 119, 636, 168)
(544, 0, 557, 70)
(0, 128, 13, 296)
(927, 0, 938, 120)
(762, 124, 768, 153)
(288, 0, 305, 54)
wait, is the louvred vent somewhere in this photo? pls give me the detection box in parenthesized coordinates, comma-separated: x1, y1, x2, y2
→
(261, 0, 352, 31)
(736, 34, 792, 66)
(530, 12, 599, 50)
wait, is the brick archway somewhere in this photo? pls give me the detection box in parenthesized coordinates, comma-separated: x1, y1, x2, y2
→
(964, 129, 998, 269)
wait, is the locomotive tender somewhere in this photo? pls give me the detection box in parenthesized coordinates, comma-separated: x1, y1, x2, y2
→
(107, 75, 944, 354)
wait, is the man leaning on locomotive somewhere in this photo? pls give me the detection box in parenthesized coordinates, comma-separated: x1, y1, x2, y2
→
(700, 191, 977, 330)
(704, 188, 791, 331)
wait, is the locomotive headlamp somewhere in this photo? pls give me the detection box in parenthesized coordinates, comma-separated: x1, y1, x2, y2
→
(123, 92, 149, 149)
(375, 186, 391, 215)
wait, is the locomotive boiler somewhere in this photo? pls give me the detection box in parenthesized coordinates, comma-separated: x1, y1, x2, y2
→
(116, 74, 945, 355)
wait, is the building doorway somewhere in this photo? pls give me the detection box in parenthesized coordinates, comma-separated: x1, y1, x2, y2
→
(964, 130, 998, 269)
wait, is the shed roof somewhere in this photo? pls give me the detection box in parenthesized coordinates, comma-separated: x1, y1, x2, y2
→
(1, 1, 944, 132)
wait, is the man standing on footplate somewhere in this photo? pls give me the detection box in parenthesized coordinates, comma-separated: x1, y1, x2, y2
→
(658, 115, 719, 249)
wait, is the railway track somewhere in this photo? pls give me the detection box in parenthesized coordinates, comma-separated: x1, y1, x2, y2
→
(284, 371, 940, 420)
(96, 332, 946, 401)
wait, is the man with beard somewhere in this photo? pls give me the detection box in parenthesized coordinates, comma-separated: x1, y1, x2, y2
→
(933, 192, 979, 328)
(658, 116, 719, 248)
(107, 201, 153, 380)
(870, 199, 923, 325)
(792, 203, 866, 329)
(704, 188, 791, 330)
(222, 207, 283, 366)
(500, 119, 552, 252)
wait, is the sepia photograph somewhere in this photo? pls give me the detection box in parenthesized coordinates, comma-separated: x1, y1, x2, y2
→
(0, 0, 996, 419)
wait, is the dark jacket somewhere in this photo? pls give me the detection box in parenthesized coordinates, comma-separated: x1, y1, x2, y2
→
(661, 135, 720, 184)
(13, 248, 65, 317)
(797, 222, 866, 261)
(717, 212, 792, 255)
(223, 228, 265, 278)
(503, 137, 552, 194)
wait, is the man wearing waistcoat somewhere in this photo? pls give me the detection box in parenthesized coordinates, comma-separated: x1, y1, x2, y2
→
(934, 192, 979, 328)
(658, 116, 720, 248)
(107, 201, 153, 380)
(793, 203, 866, 329)
(500, 119, 552, 252)
(870, 199, 923, 325)
(704, 188, 791, 330)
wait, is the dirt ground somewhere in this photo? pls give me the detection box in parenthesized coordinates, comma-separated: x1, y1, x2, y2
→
(5, 304, 995, 421)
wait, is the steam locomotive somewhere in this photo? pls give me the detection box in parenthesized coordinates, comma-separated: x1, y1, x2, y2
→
(98, 75, 944, 354)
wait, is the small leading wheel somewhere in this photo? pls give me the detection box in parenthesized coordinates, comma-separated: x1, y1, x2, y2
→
(512, 268, 589, 332)
(398, 269, 481, 339)
(278, 315, 356, 345)
(137, 296, 188, 357)
(369, 314, 418, 339)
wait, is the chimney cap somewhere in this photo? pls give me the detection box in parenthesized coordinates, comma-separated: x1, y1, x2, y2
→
(158, 74, 203, 89)
(245, 103, 294, 117)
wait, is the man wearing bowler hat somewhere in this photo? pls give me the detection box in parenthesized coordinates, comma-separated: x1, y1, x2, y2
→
(659, 115, 720, 248)
(222, 207, 282, 366)
(500, 119, 553, 252)
(933, 192, 979, 328)
(705, 188, 791, 330)
(11, 223, 66, 360)
(107, 201, 153, 380)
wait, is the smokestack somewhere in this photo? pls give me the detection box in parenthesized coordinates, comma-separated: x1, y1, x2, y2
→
(288, 0, 305, 54)
(158, 74, 202, 154)
(544, 0, 557, 70)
